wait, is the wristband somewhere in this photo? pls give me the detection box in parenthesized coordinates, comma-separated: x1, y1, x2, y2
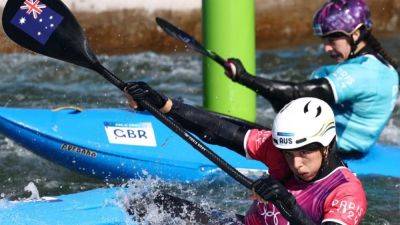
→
(160, 99, 173, 113)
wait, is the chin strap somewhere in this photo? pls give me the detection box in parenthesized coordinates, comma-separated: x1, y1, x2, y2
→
(348, 34, 357, 58)
(348, 29, 370, 59)
(312, 142, 346, 182)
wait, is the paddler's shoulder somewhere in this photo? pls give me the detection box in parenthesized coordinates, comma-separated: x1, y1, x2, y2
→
(323, 167, 367, 209)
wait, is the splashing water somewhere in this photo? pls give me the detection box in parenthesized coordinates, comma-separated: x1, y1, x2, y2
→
(116, 176, 244, 225)
(118, 177, 195, 225)
(24, 182, 40, 200)
(0, 35, 399, 224)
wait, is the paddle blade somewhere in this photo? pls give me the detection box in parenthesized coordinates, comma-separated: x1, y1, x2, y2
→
(156, 17, 208, 55)
(156, 17, 227, 68)
(2, 0, 98, 69)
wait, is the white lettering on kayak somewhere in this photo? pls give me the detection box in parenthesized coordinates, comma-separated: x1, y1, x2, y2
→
(104, 122, 157, 147)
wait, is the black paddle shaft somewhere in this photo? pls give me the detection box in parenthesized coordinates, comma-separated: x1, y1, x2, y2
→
(156, 17, 228, 69)
(2, 0, 253, 189)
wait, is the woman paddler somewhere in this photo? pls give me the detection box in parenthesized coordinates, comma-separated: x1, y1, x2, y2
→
(223, 0, 399, 158)
(124, 82, 367, 225)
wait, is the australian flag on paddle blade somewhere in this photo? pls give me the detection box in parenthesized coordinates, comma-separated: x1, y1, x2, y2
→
(11, 0, 63, 45)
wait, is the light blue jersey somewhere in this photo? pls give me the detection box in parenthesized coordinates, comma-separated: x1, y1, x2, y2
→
(311, 54, 399, 153)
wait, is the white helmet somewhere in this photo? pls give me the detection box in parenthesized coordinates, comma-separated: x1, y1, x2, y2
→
(272, 97, 336, 150)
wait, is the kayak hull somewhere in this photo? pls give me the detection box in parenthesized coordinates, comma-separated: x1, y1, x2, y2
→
(0, 107, 398, 179)
(0, 107, 266, 181)
(0, 187, 244, 225)
(0, 188, 128, 225)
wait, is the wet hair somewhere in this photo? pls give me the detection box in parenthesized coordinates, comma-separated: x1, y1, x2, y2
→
(360, 26, 399, 70)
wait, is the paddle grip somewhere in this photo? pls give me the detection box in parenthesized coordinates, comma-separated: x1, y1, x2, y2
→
(139, 99, 254, 189)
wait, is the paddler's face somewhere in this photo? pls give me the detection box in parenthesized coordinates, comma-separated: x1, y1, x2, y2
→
(282, 149, 323, 182)
(322, 35, 351, 63)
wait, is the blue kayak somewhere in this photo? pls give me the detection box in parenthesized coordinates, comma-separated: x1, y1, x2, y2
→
(0, 107, 398, 179)
(0, 107, 265, 181)
(0, 188, 128, 225)
(0, 187, 244, 225)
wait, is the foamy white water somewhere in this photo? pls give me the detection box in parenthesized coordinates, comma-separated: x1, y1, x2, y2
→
(24, 182, 40, 200)
(117, 176, 242, 225)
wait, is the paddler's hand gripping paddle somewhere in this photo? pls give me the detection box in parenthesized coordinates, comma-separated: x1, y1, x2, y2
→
(2, 2, 306, 223)
(2, 0, 253, 189)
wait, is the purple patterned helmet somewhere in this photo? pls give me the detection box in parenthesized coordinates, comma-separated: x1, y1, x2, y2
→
(313, 0, 373, 37)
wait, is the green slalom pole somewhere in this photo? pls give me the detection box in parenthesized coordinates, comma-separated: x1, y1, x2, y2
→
(202, 0, 256, 122)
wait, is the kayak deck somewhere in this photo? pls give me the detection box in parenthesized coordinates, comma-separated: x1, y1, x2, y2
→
(0, 107, 398, 179)
(0, 188, 244, 225)
(0, 107, 266, 181)
(0, 188, 127, 225)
